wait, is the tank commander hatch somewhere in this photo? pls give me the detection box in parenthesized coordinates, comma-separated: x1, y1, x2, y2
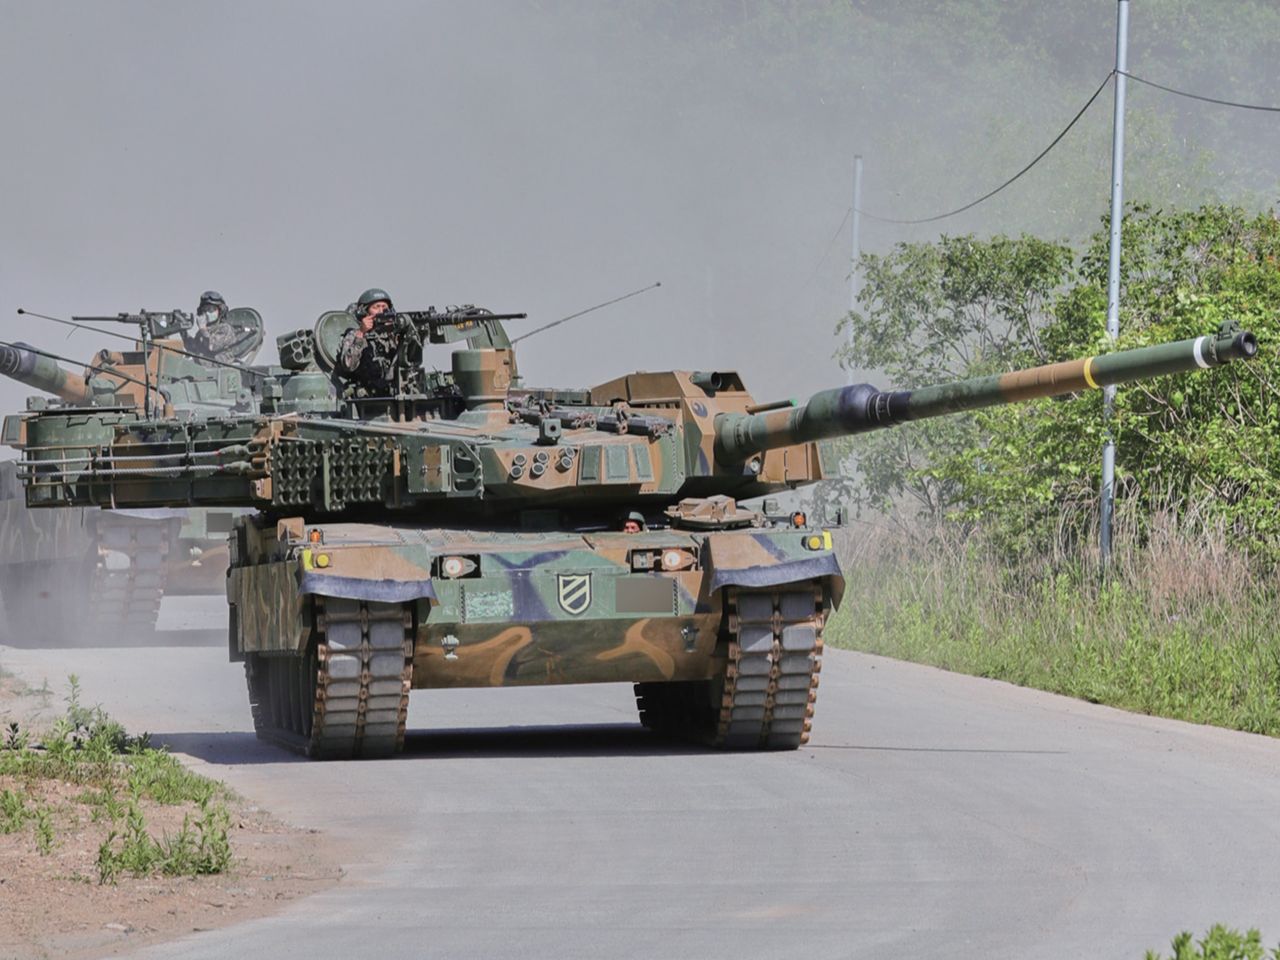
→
(183, 290, 263, 365)
(336, 287, 401, 392)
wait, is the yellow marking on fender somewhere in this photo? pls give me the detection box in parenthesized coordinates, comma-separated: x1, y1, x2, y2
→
(301, 548, 314, 571)
(822, 530, 833, 550)
(1082, 357, 1099, 390)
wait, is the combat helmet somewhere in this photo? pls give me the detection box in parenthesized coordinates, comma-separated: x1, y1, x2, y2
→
(355, 288, 394, 315)
(198, 290, 227, 318)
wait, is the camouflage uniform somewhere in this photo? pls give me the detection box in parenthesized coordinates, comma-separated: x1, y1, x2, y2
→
(337, 325, 400, 391)
(184, 291, 264, 366)
(195, 320, 250, 365)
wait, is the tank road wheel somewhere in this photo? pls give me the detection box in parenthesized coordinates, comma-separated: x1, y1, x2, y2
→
(244, 598, 414, 759)
(634, 585, 826, 751)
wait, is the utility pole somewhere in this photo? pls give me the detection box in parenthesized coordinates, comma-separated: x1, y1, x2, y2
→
(848, 155, 864, 386)
(1100, 0, 1129, 570)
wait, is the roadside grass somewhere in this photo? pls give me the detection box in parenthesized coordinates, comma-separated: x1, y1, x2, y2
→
(826, 509, 1280, 737)
(0, 675, 234, 883)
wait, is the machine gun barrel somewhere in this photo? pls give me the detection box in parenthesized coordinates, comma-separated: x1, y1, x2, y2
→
(71, 314, 141, 324)
(714, 328, 1259, 464)
(0, 342, 93, 403)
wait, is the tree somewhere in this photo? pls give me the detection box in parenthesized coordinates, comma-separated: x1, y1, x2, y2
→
(837, 205, 1280, 558)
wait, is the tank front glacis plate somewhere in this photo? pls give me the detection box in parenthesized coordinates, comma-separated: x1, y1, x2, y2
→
(229, 520, 842, 691)
(415, 529, 714, 688)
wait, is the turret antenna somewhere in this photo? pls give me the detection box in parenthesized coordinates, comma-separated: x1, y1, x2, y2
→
(510, 282, 662, 345)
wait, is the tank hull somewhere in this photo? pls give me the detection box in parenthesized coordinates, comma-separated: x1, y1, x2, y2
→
(228, 516, 841, 758)
(0, 461, 239, 644)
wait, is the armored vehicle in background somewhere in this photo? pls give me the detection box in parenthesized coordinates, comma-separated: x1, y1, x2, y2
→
(0, 308, 263, 644)
(4, 303, 1257, 753)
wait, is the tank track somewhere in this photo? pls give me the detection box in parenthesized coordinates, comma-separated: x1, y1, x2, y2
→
(635, 584, 825, 750)
(88, 524, 170, 631)
(244, 598, 414, 759)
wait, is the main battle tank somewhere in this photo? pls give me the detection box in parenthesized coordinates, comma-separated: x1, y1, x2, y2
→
(4, 306, 1257, 754)
(0, 309, 263, 644)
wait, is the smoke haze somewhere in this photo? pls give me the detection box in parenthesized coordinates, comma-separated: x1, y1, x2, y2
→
(1, 1, 1276, 424)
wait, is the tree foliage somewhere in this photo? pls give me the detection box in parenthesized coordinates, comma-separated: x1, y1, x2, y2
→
(837, 205, 1280, 558)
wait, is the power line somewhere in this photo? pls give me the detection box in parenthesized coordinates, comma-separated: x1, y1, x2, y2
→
(856, 72, 1115, 225)
(1120, 69, 1280, 113)
(804, 204, 854, 282)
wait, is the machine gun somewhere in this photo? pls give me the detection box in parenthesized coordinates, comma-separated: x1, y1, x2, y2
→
(69, 306, 264, 367)
(72, 309, 193, 340)
(385, 306, 528, 346)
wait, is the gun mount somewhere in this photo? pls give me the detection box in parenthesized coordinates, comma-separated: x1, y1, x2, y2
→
(3, 305, 1257, 757)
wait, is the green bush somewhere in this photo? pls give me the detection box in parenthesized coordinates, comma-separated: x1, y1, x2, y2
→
(1147, 925, 1280, 960)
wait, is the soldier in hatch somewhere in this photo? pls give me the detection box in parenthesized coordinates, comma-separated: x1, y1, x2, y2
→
(336, 288, 401, 392)
(184, 290, 262, 365)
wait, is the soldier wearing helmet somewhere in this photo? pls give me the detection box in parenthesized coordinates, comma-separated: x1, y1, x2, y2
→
(184, 290, 263, 365)
(337, 288, 400, 392)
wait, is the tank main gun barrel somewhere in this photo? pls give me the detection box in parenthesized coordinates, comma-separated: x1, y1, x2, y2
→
(0, 342, 93, 403)
(714, 327, 1259, 464)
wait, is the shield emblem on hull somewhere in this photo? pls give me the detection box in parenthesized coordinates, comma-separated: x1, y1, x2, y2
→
(556, 573, 592, 615)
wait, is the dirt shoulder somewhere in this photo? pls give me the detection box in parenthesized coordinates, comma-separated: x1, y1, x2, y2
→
(0, 672, 344, 960)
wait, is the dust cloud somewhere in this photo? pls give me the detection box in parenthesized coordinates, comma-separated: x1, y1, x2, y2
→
(0, 1, 1274, 420)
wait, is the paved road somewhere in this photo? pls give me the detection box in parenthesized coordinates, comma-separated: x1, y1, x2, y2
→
(3, 635, 1279, 960)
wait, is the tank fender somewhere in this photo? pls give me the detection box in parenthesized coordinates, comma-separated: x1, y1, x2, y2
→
(297, 572, 436, 604)
(703, 531, 845, 606)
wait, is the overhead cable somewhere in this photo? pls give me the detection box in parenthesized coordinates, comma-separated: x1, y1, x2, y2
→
(856, 72, 1115, 225)
(1119, 69, 1280, 113)
(805, 204, 854, 281)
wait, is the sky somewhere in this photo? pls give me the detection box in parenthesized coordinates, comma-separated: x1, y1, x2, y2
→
(0, 1, 1273, 426)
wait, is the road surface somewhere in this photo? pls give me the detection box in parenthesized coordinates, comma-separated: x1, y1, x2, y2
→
(3, 632, 1278, 960)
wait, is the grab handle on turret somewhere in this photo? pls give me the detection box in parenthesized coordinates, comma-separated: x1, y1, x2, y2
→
(714, 326, 1259, 464)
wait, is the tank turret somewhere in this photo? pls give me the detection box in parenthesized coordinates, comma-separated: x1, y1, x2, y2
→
(4, 305, 1259, 759)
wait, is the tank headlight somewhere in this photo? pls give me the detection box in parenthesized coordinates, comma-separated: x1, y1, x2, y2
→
(438, 555, 479, 578)
(629, 547, 697, 572)
(661, 549, 691, 571)
(803, 531, 833, 551)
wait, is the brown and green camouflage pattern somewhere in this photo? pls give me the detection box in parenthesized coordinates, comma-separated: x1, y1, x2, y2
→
(227, 515, 842, 691)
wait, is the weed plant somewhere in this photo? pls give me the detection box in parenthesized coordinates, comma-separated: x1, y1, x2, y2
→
(828, 502, 1280, 736)
(0, 677, 233, 882)
(96, 798, 232, 883)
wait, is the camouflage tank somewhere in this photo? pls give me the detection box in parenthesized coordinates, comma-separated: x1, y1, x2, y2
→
(4, 305, 1257, 754)
(0, 308, 263, 644)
